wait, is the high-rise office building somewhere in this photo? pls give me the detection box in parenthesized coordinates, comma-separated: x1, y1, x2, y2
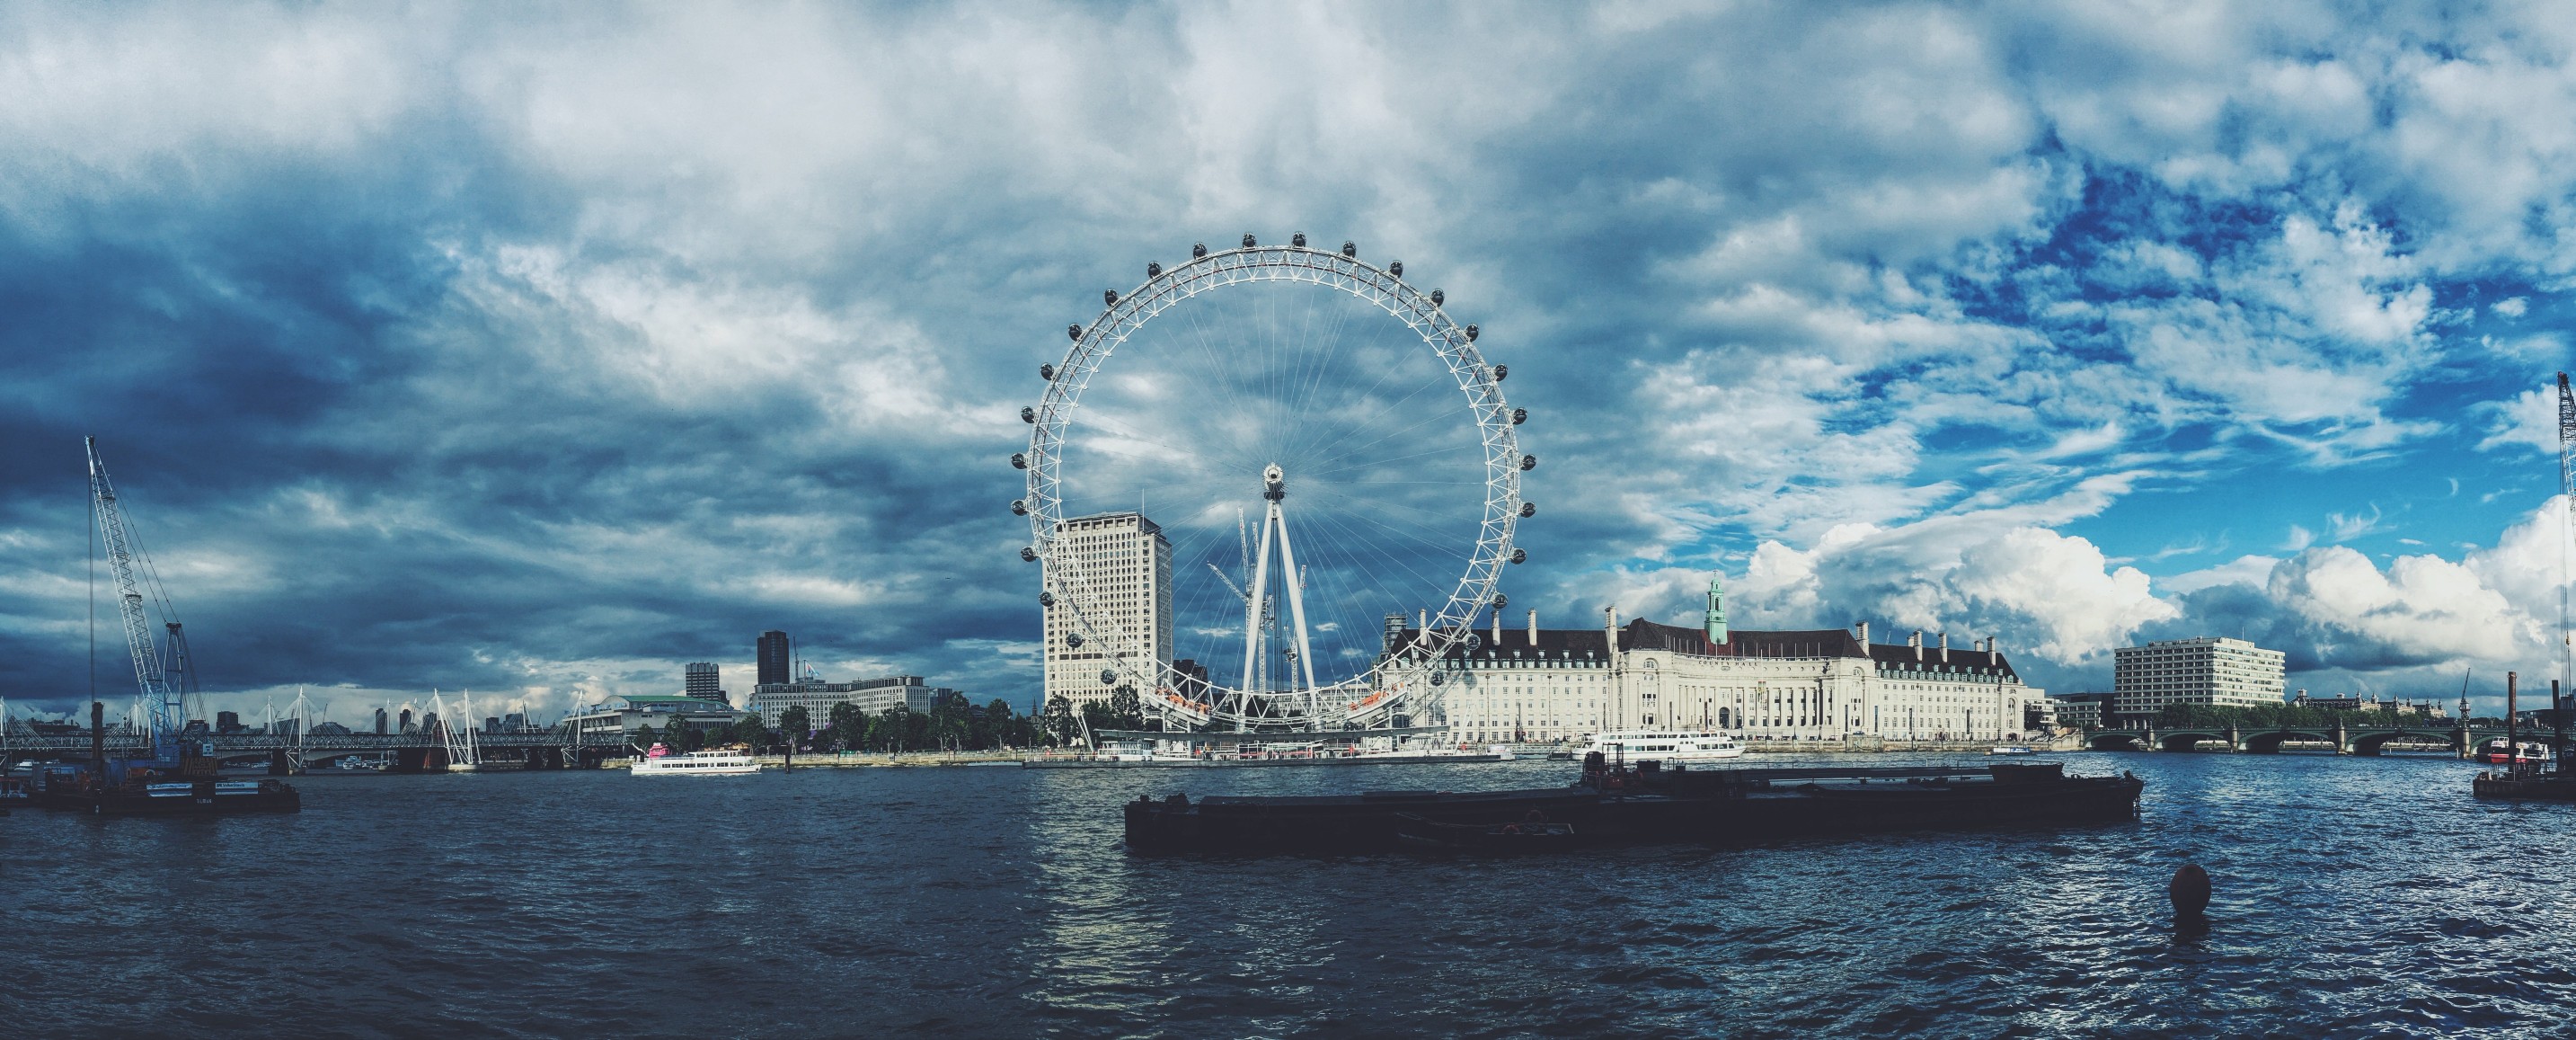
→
(757, 631, 792, 688)
(685, 662, 726, 703)
(1041, 511, 1173, 710)
(2111, 636, 2286, 725)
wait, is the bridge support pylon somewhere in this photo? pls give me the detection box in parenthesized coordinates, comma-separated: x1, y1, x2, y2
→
(2332, 722, 2350, 755)
(2226, 724, 2242, 752)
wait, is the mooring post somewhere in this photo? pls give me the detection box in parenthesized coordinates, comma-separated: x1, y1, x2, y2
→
(2556, 680, 2569, 775)
(2170, 863, 2211, 919)
(2507, 671, 2520, 777)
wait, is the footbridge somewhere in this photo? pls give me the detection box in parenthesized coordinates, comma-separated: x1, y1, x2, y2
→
(2085, 723, 2549, 757)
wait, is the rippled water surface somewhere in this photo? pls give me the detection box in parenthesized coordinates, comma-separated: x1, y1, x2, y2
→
(6, 752, 2575, 1037)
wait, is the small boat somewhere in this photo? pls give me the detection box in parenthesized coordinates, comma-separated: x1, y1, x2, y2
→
(2473, 739, 2551, 765)
(1394, 812, 1579, 851)
(1582, 730, 1743, 767)
(630, 744, 759, 775)
(1988, 745, 2036, 755)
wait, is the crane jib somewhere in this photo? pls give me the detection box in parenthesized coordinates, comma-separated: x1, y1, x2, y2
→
(86, 438, 191, 765)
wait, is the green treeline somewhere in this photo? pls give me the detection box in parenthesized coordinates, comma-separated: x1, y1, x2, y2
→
(626, 687, 1167, 755)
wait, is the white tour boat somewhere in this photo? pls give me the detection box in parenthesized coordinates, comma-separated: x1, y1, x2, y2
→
(1583, 730, 1745, 766)
(630, 743, 760, 776)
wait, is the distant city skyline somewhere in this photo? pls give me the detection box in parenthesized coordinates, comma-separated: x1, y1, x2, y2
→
(6, 6, 2576, 720)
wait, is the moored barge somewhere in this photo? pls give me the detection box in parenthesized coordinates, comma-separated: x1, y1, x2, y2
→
(31, 702, 302, 816)
(1124, 756, 2141, 854)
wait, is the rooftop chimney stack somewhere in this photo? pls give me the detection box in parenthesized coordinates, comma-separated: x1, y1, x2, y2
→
(1527, 609, 1538, 645)
(1912, 631, 1924, 661)
(1939, 632, 1950, 662)
(1855, 620, 1870, 647)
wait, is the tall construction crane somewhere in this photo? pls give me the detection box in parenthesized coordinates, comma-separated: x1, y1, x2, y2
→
(86, 437, 197, 764)
(2559, 373, 2576, 697)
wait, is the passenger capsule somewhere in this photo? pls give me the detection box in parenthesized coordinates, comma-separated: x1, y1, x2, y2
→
(1242, 233, 1257, 247)
(1389, 261, 1403, 277)
(1039, 591, 1054, 607)
(1465, 324, 1479, 342)
(1509, 548, 1527, 564)
(1020, 547, 1038, 562)
(1519, 502, 1536, 518)
(1103, 289, 1119, 306)
(1192, 243, 1207, 259)
(1492, 364, 1509, 381)
(1011, 453, 1028, 469)
(1011, 499, 1029, 516)
(1146, 262, 1162, 278)
(1341, 241, 1357, 258)
(1100, 669, 1118, 685)
(1292, 232, 1306, 247)
(1067, 324, 1082, 342)
(1021, 406, 1036, 423)
(1430, 289, 1444, 307)
(1519, 454, 1536, 471)
(1040, 363, 1056, 380)
(1510, 407, 1527, 425)
(1492, 593, 1509, 609)
(1430, 671, 1446, 687)
(1067, 632, 1084, 648)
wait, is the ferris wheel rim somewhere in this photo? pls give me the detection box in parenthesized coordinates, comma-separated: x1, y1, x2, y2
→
(1021, 241, 1521, 729)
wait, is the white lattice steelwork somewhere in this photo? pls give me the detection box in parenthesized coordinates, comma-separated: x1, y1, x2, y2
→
(1020, 237, 1527, 731)
(86, 437, 194, 762)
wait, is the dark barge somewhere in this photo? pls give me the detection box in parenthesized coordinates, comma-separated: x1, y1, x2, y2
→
(29, 702, 303, 816)
(1124, 757, 2141, 854)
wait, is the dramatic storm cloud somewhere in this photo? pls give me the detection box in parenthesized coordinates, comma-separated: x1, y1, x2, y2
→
(5, 2, 2576, 722)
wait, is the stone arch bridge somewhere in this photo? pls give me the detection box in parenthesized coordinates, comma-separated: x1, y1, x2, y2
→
(2086, 723, 2548, 757)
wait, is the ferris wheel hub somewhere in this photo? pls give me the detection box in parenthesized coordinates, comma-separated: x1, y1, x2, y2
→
(1262, 463, 1286, 502)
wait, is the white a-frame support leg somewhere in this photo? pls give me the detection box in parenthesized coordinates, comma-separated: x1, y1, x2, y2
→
(1240, 509, 1273, 697)
(1273, 502, 1318, 695)
(1237, 465, 1321, 704)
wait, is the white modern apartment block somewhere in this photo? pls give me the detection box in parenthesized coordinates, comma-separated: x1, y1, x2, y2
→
(746, 675, 958, 728)
(1041, 511, 1173, 710)
(1386, 590, 2047, 745)
(2111, 636, 2286, 723)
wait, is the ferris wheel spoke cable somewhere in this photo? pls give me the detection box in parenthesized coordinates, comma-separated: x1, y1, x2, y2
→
(1283, 514, 1421, 668)
(1276, 291, 1372, 462)
(1298, 397, 1478, 476)
(1306, 440, 1492, 482)
(1296, 504, 1456, 612)
(1299, 485, 1489, 551)
(1176, 299, 1266, 445)
(1290, 375, 1460, 467)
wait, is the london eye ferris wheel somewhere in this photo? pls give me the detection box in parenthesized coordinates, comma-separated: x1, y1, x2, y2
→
(1014, 234, 1535, 732)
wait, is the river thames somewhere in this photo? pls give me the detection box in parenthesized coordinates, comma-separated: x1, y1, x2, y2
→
(4, 751, 2573, 1037)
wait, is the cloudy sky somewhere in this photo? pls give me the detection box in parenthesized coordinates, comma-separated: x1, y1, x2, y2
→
(5, 2, 2575, 724)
